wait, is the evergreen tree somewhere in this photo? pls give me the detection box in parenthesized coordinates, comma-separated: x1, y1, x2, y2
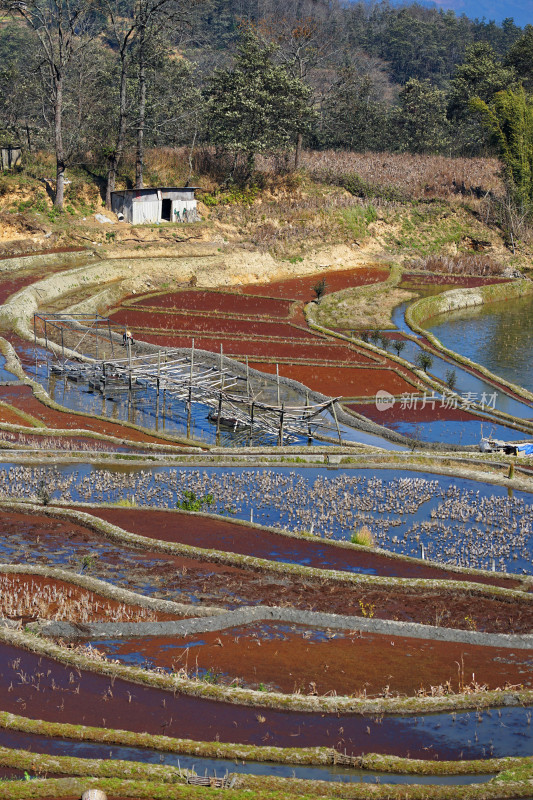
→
(449, 42, 517, 119)
(205, 27, 314, 178)
(394, 78, 450, 154)
(320, 67, 388, 151)
(505, 25, 533, 91)
(448, 42, 518, 155)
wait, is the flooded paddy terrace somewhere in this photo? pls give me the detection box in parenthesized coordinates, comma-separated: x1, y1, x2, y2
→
(3, 260, 533, 794)
(0, 462, 532, 574)
(0, 641, 532, 760)
(1, 502, 530, 632)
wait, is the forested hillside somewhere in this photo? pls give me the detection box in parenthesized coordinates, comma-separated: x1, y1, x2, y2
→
(0, 0, 531, 245)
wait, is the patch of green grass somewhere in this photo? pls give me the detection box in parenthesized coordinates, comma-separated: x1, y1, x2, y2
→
(383, 202, 484, 256)
(338, 204, 377, 240)
(177, 490, 214, 512)
(203, 187, 259, 207)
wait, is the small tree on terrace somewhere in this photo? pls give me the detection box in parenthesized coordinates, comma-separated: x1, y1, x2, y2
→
(393, 339, 406, 357)
(415, 350, 434, 373)
(312, 277, 327, 303)
(205, 27, 314, 181)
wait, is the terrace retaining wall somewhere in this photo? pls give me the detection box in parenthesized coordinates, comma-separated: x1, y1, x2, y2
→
(36, 604, 533, 649)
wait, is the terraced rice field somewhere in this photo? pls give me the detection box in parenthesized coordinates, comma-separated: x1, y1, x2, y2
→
(1, 251, 533, 799)
(109, 267, 418, 400)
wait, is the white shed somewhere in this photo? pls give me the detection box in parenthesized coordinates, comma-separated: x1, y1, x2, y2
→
(111, 187, 199, 224)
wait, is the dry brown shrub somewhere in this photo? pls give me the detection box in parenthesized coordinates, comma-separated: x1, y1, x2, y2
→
(125, 147, 503, 205)
(261, 150, 503, 200)
(407, 253, 506, 277)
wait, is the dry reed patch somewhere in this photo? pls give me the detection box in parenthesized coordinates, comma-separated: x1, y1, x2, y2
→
(187, 146, 502, 201)
(0, 429, 138, 452)
(406, 253, 507, 277)
(0, 574, 163, 624)
(293, 151, 503, 200)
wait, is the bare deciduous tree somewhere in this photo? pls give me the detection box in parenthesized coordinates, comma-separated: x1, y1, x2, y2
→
(5, 0, 96, 208)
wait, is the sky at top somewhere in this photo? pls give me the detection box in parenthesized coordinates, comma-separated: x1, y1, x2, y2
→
(392, 0, 532, 27)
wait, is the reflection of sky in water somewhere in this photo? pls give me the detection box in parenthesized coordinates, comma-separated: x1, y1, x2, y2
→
(22, 345, 393, 449)
(386, 418, 529, 445)
(0, 728, 499, 783)
(391, 303, 533, 420)
(427, 294, 533, 394)
(1, 462, 532, 574)
(0, 354, 18, 382)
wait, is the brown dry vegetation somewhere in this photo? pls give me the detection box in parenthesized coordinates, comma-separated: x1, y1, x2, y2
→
(406, 253, 508, 277)
(0, 574, 161, 624)
(0, 146, 519, 265)
(291, 150, 504, 200)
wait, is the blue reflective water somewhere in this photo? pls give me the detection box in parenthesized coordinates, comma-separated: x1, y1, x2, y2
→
(334, 417, 407, 451)
(1, 462, 532, 573)
(391, 302, 415, 335)
(0, 728, 497, 784)
(391, 303, 533, 420)
(427, 293, 533, 394)
(19, 343, 394, 450)
(0, 354, 18, 382)
(385, 418, 529, 445)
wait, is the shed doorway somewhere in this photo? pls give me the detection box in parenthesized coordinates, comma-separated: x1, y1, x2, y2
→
(161, 198, 172, 221)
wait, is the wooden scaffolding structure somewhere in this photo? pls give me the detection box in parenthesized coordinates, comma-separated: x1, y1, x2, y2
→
(34, 314, 342, 445)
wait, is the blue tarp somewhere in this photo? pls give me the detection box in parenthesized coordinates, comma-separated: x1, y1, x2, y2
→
(516, 443, 533, 455)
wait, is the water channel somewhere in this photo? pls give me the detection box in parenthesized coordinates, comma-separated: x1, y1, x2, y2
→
(426, 293, 533, 394)
(0, 729, 497, 785)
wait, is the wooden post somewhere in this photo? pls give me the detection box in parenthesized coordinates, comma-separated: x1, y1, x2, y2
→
(61, 328, 65, 363)
(128, 339, 132, 390)
(216, 392, 222, 445)
(276, 363, 280, 406)
(278, 403, 284, 446)
(220, 343, 224, 389)
(95, 317, 98, 361)
(44, 319, 48, 351)
(306, 391, 312, 442)
(249, 401, 254, 445)
(246, 356, 250, 397)
(108, 320, 115, 358)
(157, 350, 161, 396)
(332, 401, 342, 444)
